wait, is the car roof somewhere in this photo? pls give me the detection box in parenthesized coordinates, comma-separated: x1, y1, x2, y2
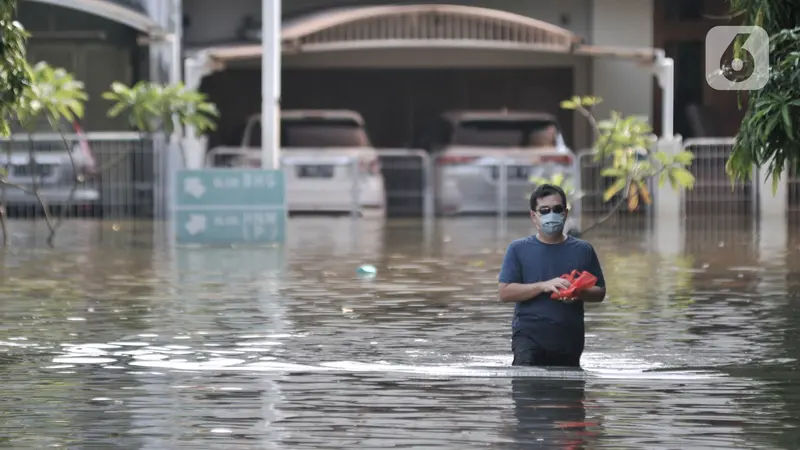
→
(248, 109, 365, 125)
(441, 110, 558, 124)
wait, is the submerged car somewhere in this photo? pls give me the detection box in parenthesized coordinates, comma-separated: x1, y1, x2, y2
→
(419, 110, 579, 228)
(208, 109, 386, 216)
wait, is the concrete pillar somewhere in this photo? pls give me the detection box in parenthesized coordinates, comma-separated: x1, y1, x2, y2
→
(758, 166, 789, 262)
(653, 137, 685, 255)
(758, 166, 789, 219)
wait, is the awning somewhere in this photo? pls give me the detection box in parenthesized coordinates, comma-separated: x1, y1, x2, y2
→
(25, 0, 166, 36)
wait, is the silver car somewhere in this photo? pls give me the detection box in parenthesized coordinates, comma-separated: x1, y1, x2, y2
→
(0, 117, 100, 216)
(207, 110, 387, 216)
(421, 110, 578, 220)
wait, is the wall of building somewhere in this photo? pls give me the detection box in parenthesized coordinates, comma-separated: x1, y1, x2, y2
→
(590, 0, 655, 124)
(183, 0, 597, 148)
(652, 0, 743, 138)
(18, 2, 141, 131)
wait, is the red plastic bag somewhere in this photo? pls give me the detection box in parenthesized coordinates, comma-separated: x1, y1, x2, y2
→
(551, 270, 597, 299)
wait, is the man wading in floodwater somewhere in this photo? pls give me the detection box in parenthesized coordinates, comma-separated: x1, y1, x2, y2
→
(498, 184, 606, 368)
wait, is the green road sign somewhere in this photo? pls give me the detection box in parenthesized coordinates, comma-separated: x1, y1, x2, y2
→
(173, 169, 286, 245)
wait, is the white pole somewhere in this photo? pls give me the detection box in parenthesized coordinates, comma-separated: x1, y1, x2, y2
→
(262, 0, 282, 170)
(170, 0, 182, 86)
(654, 51, 674, 139)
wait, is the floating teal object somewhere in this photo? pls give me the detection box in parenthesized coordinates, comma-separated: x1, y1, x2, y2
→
(356, 265, 377, 277)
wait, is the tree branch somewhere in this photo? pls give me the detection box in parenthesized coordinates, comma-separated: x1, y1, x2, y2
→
(579, 178, 631, 236)
(49, 120, 81, 244)
(576, 105, 601, 141)
(25, 134, 56, 246)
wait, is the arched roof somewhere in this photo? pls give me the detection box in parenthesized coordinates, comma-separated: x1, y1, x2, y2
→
(281, 4, 583, 53)
(190, 4, 656, 64)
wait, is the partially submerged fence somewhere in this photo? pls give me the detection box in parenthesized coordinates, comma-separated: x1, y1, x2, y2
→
(682, 138, 756, 216)
(0, 132, 163, 220)
(575, 149, 652, 234)
(2, 133, 793, 229)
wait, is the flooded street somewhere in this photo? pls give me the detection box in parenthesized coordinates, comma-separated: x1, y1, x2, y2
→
(0, 217, 798, 449)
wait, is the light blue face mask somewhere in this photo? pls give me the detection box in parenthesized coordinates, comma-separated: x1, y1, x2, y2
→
(540, 212, 566, 235)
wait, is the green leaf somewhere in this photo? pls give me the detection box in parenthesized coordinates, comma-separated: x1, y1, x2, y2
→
(781, 104, 793, 138)
(603, 178, 626, 202)
(580, 96, 602, 106)
(560, 100, 577, 110)
(600, 167, 624, 177)
(772, 167, 781, 194)
(668, 166, 695, 189)
(673, 150, 695, 165)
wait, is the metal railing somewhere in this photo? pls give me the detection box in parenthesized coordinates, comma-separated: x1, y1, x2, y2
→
(204, 147, 434, 219)
(788, 166, 800, 228)
(376, 149, 433, 218)
(575, 149, 652, 234)
(788, 166, 800, 212)
(682, 138, 756, 229)
(0, 132, 162, 221)
(427, 149, 581, 223)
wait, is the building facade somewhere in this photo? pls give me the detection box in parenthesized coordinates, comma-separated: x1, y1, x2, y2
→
(21, 0, 739, 143)
(18, 0, 181, 131)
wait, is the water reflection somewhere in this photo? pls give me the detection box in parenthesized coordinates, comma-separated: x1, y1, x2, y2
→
(510, 377, 597, 449)
(0, 217, 797, 448)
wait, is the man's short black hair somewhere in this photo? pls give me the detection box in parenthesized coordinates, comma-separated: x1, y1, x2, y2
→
(530, 184, 567, 211)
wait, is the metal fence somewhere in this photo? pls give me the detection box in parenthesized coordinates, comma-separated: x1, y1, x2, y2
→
(377, 149, 432, 218)
(789, 166, 800, 211)
(0, 132, 162, 221)
(575, 149, 652, 234)
(682, 138, 755, 216)
(789, 166, 800, 228)
(205, 147, 434, 219)
(4, 134, 786, 229)
(428, 149, 582, 218)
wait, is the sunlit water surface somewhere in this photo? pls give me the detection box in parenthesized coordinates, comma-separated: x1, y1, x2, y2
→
(0, 217, 798, 449)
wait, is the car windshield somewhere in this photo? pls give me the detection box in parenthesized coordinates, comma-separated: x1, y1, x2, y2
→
(249, 118, 370, 148)
(450, 119, 559, 148)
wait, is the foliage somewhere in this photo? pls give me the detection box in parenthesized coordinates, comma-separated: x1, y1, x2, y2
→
(103, 81, 219, 135)
(540, 95, 695, 215)
(727, 27, 800, 192)
(726, 0, 800, 189)
(0, 0, 31, 137)
(17, 61, 87, 128)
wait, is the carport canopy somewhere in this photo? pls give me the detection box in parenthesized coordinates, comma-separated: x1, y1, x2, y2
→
(24, 0, 167, 36)
(184, 4, 674, 138)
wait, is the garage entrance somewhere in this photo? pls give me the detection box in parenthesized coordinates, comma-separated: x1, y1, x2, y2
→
(186, 4, 669, 216)
(202, 68, 574, 150)
(201, 65, 575, 216)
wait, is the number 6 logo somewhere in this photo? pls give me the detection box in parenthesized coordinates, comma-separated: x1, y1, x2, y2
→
(705, 26, 770, 91)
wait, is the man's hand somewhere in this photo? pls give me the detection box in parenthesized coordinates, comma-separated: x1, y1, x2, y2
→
(539, 277, 571, 295)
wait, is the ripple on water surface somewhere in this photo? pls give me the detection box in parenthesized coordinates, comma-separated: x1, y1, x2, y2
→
(0, 218, 796, 449)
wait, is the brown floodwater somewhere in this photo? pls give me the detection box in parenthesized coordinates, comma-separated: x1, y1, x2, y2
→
(0, 217, 797, 449)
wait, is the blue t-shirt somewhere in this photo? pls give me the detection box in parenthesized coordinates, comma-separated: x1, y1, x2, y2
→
(498, 235, 606, 355)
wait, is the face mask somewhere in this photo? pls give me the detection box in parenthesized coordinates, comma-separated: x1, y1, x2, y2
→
(539, 212, 566, 235)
